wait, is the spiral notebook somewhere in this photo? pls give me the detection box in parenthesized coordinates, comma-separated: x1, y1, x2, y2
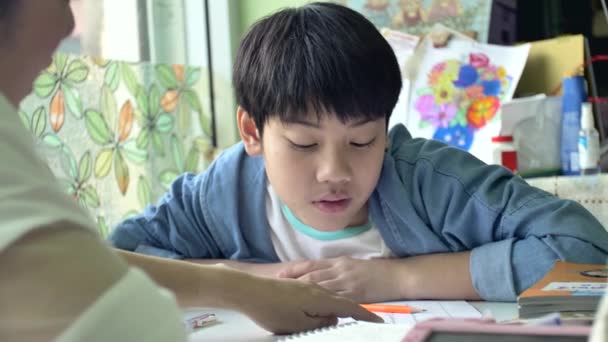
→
(275, 300, 481, 341)
(274, 321, 413, 341)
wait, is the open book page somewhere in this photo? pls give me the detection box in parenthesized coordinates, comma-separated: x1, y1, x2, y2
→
(377, 300, 482, 324)
(278, 300, 481, 341)
(275, 321, 412, 341)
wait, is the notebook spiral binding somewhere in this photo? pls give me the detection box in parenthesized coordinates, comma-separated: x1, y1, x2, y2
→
(274, 322, 359, 341)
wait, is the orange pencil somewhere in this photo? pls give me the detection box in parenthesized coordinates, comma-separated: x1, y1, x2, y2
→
(361, 304, 425, 314)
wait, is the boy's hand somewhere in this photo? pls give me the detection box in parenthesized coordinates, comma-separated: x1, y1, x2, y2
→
(277, 257, 402, 303)
(238, 275, 383, 334)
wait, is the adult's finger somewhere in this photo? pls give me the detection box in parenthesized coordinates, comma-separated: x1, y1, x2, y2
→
(273, 313, 338, 335)
(305, 295, 383, 323)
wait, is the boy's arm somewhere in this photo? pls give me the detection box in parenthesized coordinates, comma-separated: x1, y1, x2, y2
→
(382, 251, 481, 301)
(469, 195, 608, 301)
(278, 252, 481, 303)
(403, 137, 608, 301)
(453, 176, 608, 301)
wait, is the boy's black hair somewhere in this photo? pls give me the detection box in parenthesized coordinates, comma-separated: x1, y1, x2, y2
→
(233, 2, 402, 135)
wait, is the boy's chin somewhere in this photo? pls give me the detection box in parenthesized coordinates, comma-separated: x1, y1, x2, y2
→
(296, 205, 365, 231)
(312, 225, 347, 232)
(304, 216, 353, 232)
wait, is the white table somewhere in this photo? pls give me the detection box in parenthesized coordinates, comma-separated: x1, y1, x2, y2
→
(470, 301, 518, 321)
(186, 301, 519, 342)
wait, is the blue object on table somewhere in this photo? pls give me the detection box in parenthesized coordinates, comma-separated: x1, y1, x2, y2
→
(561, 76, 587, 175)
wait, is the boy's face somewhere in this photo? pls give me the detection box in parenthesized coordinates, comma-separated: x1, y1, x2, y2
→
(239, 107, 387, 231)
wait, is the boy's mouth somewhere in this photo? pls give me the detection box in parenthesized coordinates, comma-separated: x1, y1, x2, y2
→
(312, 198, 351, 214)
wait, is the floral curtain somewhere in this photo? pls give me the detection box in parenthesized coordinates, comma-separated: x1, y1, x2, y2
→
(18, 53, 216, 237)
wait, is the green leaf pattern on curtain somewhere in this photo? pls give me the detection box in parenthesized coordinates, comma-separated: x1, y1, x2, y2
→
(19, 53, 215, 238)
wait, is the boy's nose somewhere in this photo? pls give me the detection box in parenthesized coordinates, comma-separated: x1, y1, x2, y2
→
(316, 152, 352, 184)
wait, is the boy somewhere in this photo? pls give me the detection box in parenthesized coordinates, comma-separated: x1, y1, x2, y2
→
(109, 2, 608, 303)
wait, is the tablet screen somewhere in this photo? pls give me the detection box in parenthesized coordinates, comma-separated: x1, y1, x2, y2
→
(427, 332, 587, 342)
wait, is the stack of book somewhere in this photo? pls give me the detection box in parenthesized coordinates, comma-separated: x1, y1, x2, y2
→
(517, 261, 607, 319)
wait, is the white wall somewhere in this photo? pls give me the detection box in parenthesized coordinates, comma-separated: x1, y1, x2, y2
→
(80, 0, 145, 62)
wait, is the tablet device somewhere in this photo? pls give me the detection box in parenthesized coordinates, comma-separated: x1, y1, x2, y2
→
(402, 318, 591, 342)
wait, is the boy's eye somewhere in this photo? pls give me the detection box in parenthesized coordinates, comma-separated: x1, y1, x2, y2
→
(351, 138, 376, 148)
(289, 141, 317, 150)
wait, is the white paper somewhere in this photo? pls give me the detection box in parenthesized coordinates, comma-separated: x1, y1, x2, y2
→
(284, 301, 481, 341)
(274, 321, 412, 341)
(405, 26, 530, 164)
(382, 29, 420, 131)
(343, 300, 481, 325)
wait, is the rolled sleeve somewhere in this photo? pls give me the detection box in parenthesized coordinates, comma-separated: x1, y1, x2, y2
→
(470, 238, 516, 301)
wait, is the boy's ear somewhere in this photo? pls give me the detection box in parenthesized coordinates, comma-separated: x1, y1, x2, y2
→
(237, 106, 263, 156)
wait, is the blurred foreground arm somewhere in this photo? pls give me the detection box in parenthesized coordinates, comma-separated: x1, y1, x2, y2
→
(116, 249, 382, 334)
(0, 223, 380, 341)
(0, 224, 132, 341)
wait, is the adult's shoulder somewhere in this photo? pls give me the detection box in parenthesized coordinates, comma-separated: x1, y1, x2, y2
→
(0, 94, 95, 251)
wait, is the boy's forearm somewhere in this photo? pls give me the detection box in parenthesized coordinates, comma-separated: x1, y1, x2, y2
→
(391, 251, 481, 300)
(189, 258, 287, 278)
(114, 249, 255, 309)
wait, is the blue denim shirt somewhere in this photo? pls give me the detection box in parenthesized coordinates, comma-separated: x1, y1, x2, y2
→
(109, 124, 608, 301)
